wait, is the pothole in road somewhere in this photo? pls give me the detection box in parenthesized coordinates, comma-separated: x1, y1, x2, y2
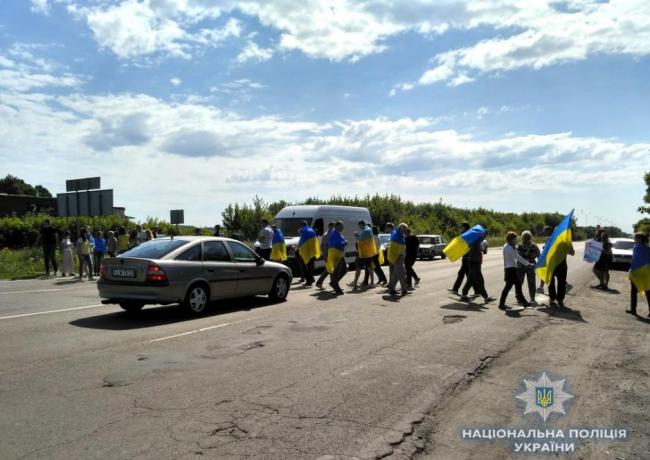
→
(443, 315, 466, 324)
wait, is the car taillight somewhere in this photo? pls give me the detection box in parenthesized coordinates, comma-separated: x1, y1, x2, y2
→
(99, 263, 106, 279)
(146, 264, 167, 282)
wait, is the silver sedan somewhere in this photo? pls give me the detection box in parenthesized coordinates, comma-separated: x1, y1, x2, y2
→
(97, 236, 292, 314)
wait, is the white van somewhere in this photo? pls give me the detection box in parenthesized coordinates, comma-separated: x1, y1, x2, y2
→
(262, 205, 372, 273)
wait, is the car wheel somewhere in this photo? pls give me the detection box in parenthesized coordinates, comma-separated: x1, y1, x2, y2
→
(183, 283, 210, 314)
(269, 274, 289, 302)
(441, 252, 446, 259)
(119, 302, 144, 313)
(429, 252, 435, 261)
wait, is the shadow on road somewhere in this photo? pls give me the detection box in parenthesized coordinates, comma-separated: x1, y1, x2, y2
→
(537, 305, 587, 323)
(69, 296, 279, 331)
(440, 302, 489, 312)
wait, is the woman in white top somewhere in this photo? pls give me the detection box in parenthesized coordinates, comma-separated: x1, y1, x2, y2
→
(60, 231, 74, 276)
(499, 231, 533, 310)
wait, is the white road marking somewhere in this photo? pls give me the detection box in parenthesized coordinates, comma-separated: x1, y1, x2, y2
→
(0, 304, 105, 321)
(149, 316, 264, 343)
(0, 288, 76, 295)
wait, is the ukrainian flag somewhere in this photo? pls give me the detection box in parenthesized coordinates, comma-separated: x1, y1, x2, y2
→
(443, 225, 486, 262)
(326, 230, 346, 273)
(387, 229, 405, 264)
(270, 228, 287, 262)
(298, 226, 321, 263)
(536, 210, 574, 284)
(629, 242, 650, 295)
(357, 226, 377, 258)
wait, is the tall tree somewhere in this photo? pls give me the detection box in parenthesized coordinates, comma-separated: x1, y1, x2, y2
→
(0, 175, 51, 197)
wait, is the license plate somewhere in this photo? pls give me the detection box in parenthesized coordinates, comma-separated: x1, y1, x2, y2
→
(111, 268, 136, 278)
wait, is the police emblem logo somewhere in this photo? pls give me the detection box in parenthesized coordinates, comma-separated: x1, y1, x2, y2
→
(517, 372, 573, 421)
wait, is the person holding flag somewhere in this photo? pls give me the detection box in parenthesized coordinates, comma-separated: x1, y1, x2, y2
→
(363, 226, 388, 286)
(327, 221, 348, 295)
(536, 211, 575, 308)
(387, 223, 409, 296)
(628, 232, 650, 317)
(352, 220, 376, 289)
(316, 222, 335, 289)
(270, 224, 287, 263)
(449, 221, 471, 295)
(443, 224, 493, 304)
(297, 221, 321, 286)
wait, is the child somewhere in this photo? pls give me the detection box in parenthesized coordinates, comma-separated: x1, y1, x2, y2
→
(60, 231, 74, 277)
(499, 232, 533, 310)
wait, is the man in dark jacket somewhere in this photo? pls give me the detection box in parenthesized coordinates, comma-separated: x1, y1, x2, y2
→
(40, 219, 58, 276)
(405, 228, 420, 288)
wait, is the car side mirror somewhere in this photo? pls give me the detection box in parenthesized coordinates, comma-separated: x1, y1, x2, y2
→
(256, 257, 265, 266)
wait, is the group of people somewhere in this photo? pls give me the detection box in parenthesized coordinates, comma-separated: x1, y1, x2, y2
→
(257, 219, 422, 297)
(40, 221, 154, 280)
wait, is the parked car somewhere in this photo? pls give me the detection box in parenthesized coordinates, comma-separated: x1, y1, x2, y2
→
(610, 237, 634, 266)
(255, 205, 372, 273)
(417, 235, 446, 260)
(97, 236, 292, 314)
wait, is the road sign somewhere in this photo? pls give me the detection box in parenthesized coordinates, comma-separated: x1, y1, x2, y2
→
(170, 209, 184, 225)
(57, 189, 114, 217)
(66, 177, 101, 192)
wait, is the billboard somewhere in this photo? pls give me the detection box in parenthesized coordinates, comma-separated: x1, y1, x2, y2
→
(66, 177, 101, 192)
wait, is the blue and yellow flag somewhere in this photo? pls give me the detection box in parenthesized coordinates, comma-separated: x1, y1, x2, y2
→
(298, 225, 321, 263)
(270, 228, 287, 262)
(536, 210, 574, 284)
(387, 229, 405, 264)
(629, 242, 650, 295)
(357, 226, 377, 259)
(326, 230, 346, 273)
(443, 225, 486, 262)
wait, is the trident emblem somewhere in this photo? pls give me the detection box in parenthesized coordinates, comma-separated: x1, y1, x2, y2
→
(536, 387, 553, 408)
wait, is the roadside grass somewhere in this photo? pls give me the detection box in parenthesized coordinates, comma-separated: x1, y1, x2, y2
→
(0, 247, 80, 280)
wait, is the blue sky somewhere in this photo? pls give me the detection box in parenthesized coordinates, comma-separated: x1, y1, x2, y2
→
(0, 0, 648, 231)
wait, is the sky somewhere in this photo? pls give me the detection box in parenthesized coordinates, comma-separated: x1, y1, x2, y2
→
(0, 0, 648, 231)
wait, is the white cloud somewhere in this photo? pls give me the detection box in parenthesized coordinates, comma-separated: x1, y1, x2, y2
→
(210, 78, 264, 93)
(30, 0, 51, 15)
(236, 41, 273, 63)
(399, 0, 650, 88)
(1, 88, 646, 227)
(170, 77, 181, 86)
(84, 1, 240, 59)
(0, 45, 83, 92)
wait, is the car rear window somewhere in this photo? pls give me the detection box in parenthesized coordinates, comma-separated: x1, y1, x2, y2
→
(614, 240, 634, 250)
(120, 239, 189, 259)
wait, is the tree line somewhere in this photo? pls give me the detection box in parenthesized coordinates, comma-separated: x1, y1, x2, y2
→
(221, 194, 626, 243)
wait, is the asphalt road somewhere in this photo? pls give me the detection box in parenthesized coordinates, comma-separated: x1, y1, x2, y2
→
(0, 246, 606, 459)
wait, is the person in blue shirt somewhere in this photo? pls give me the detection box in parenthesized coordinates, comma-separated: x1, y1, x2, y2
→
(93, 230, 106, 276)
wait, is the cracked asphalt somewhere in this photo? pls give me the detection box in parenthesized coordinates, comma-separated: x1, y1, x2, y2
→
(1, 246, 647, 459)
